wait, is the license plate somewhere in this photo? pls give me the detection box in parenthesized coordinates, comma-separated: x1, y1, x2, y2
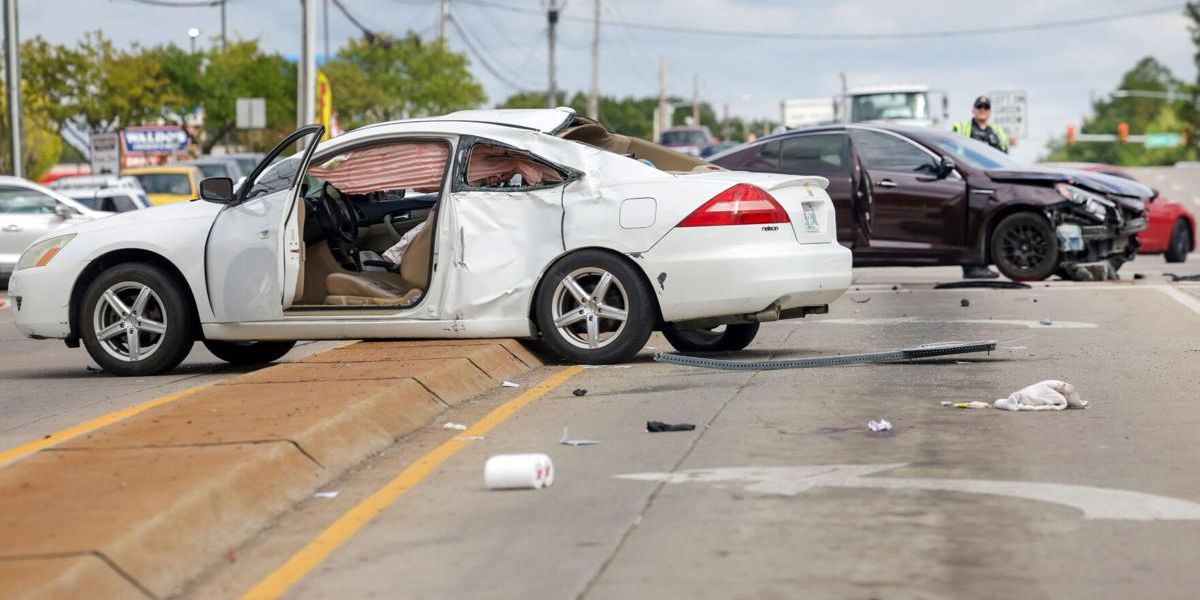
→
(801, 203, 820, 233)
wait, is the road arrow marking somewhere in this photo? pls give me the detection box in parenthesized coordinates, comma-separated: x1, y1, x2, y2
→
(616, 464, 1200, 521)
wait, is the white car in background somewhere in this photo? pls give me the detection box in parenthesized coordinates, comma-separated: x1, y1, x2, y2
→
(0, 176, 111, 287)
(10, 108, 851, 375)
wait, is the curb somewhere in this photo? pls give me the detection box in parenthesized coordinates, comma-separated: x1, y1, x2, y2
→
(0, 339, 543, 599)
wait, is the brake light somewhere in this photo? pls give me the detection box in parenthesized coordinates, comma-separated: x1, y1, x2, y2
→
(677, 183, 790, 227)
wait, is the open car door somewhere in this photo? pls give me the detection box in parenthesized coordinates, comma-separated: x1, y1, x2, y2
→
(205, 125, 323, 322)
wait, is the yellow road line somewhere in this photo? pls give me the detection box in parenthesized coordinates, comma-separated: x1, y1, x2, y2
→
(0, 384, 211, 468)
(240, 365, 584, 600)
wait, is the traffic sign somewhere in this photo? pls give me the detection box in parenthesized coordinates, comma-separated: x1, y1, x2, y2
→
(89, 132, 121, 174)
(237, 97, 267, 129)
(1144, 132, 1183, 149)
(989, 89, 1027, 139)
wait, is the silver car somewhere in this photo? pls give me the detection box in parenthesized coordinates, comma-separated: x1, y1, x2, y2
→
(0, 176, 109, 286)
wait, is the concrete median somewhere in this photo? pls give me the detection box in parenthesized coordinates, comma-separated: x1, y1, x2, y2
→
(0, 339, 543, 600)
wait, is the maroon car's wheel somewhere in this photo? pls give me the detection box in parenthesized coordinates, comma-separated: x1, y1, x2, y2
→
(990, 212, 1059, 281)
(1165, 219, 1191, 263)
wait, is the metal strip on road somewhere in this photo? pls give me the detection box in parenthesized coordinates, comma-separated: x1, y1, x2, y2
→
(238, 365, 585, 600)
(0, 384, 211, 468)
(653, 341, 997, 371)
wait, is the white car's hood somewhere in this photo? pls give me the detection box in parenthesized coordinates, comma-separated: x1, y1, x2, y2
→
(57, 199, 222, 237)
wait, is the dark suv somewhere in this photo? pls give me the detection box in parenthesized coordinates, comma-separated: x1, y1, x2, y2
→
(712, 124, 1151, 280)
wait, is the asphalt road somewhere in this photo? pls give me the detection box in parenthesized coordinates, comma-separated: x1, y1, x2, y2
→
(151, 262, 1200, 600)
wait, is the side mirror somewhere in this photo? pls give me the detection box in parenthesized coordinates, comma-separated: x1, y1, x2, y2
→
(199, 177, 235, 204)
(939, 156, 956, 178)
(54, 203, 76, 219)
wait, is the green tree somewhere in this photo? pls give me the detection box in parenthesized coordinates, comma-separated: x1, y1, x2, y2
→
(324, 33, 485, 129)
(1045, 56, 1196, 165)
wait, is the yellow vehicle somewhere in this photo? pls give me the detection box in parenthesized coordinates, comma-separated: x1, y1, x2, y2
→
(121, 166, 203, 206)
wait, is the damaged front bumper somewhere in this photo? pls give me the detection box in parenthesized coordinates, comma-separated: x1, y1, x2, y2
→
(1050, 200, 1147, 270)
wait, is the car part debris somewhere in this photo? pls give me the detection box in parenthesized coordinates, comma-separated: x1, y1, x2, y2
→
(1039, 318, 1053, 326)
(994, 380, 1088, 412)
(941, 400, 991, 409)
(933, 280, 1031, 290)
(960, 299, 970, 307)
(442, 422, 468, 431)
(313, 491, 340, 499)
(85, 365, 103, 374)
(647, 421, 696, 432)
(1167, 273, 1200, 282)
(572, 389, 588, 397)
(485, 453, 554, 490)
(456, 435, 486, 441)
(502, 381, 520, 388)
(1134, 273, 1146, 280)
(560, 426, 601, 446)
(867, 419, 892, 432)
(653, 340, 997, 371)
(849, 296, 871, 304)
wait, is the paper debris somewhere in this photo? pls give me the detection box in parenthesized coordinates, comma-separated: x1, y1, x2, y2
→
(994, 380, 1088, 412)
(560, 426, 601, 446)
(455, 435, 486, 441)
(442, 422, 468, 431)
(313, 491, 340, 499)
(867, 419, 893, 432)
(502, 381, 520, 388)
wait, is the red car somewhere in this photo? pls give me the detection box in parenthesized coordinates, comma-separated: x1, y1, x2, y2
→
(1043, 163, 1195, 262)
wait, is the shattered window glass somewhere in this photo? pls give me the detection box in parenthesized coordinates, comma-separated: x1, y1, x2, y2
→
(464, 144, 565, 189)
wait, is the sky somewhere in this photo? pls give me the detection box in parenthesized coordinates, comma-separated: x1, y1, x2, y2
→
(19, 0, 1199, 162)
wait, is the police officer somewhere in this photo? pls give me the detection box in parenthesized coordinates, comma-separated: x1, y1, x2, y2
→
(953, 95, 1009, 153)
(954, 95, 1008, 278)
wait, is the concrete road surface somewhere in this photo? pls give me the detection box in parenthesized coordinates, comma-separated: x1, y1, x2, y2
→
(169, 266, 1200, 600)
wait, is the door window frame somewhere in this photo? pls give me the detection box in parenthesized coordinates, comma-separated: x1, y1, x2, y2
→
(450, 136, 580, 194)
(848, 126, 959, 179)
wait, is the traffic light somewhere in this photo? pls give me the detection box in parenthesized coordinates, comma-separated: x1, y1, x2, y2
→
(1118, 122, 1129, 143)
(1067, 126, 1076, 145)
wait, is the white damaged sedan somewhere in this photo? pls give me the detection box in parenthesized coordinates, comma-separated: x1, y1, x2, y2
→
(11, 108, 850, 375)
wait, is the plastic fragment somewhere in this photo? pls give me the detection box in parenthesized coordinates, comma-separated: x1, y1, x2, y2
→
(647, 421, 695, 432)
(572, 389, 588, 397)
(442, 422, 468, 431)
(502, 381, 520, 388)
(867, 419, 892, 432)
(313, 491, 340, 499)
(1039, 318, 1053, 326)
(560, 426, 601, 446)
(961, 299, 970, 307)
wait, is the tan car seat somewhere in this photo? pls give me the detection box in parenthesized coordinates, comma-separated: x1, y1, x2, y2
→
(323, 208, 437, 306)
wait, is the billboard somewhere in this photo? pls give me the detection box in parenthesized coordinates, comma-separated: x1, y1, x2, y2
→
(122, 126, 191, 153)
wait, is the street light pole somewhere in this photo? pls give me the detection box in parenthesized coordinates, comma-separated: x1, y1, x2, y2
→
(546, 0, 558, 108)
(587, 0, 599, 119)
(187, 28, 200, 54)
(298, 0, 316, 131)
(4, 0, 20, 177)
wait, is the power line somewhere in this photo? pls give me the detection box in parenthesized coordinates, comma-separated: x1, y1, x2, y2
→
(114, 0, 232, 7)
(448, 13, 536, 91)
(330, 0, 377, 42)
(458, 0, 1184, 41)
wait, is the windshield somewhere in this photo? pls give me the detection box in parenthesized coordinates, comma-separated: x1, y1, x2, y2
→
(851, 92, 927, 122)
(920, 130, 1023, 170)
(195, 163, 229, 178)
(135, 173, 192, 195)
(65, 192, 100, 210)
(660, 130, 709, 146)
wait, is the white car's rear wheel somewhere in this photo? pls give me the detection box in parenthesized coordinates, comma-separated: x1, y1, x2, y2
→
(662, 323, 760, 353)
(80, 263, 195, 376)
(535, 250, 654, 364)
(203, 340, 296, 366)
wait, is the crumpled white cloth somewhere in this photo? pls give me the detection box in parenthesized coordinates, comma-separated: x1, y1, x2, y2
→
(382, 220, 428, 265)
(993, 380, 1088, 412)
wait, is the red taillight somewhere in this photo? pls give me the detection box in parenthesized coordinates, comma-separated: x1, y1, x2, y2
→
(677, 183, 790, 227)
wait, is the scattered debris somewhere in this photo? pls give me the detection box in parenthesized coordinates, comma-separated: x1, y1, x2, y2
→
(994, 380, 1088, 412)
(941, 400, 991, 409)
(226, 549, 237, 564)
(654, 340, 997, 371)
(1003, 346, 1028, 350)
(934, 280, 1031, 290)
(960, 299, 970, 307)
(647, 421, 696, 432)
(560, 426, 601, 446)
(867, 419, 893, 432)
(501, 381, 520, 388)
(1167, 273, 1200, 282)
(572, 389, 588, 397)
(313, 490, 340, 499)
(1134, 273, 1146, 280)
(891, 285, 899, 291)
(442, 422, 468, 431)
(849, 296, 871, 304)
(455, 435, 486, 441)
(85, 365, 103, 374)
(1039, 318, 1053, 326)
(485, 453, 554, 490)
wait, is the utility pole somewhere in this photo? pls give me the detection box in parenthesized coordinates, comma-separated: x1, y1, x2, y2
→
(722, 102, 730, 141)
(547, 0, 558, 108)
(323, 0, 329, 59)
(655, 55, 666, 142)
(298, 0, 316, 132)
(587, 0, 600, 119)
(692, 73, 699, 125)
(440, 0, 448, 43)
(4, 0, 20, 177)
(220, 0, 227, 50)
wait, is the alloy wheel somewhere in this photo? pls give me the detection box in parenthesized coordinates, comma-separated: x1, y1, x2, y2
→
(550, 267, 630, 350)
(92, 281, 168, 362)
(1000, 224, 1049, 272)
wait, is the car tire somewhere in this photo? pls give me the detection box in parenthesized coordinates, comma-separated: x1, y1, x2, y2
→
(1165, 219, 1191, 263)
(990, 212, 1059, 281)
(662, 323, 760, 353)
(203, 340, 297, 366)
(80, 263, 195, 376)
(534, 249, 655, 364)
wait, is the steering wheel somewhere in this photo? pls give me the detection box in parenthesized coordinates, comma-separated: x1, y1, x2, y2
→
(316, 183, 361, 270)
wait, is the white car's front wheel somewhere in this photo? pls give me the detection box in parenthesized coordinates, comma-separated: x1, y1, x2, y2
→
(80, 263, 196, 376)
(535, 250, 654, 364)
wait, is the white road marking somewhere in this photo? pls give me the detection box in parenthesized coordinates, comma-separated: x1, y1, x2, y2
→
(811, 317, 1097, 329)
(618, 464, 1200, 521)
(1157, 285, 1200, 318)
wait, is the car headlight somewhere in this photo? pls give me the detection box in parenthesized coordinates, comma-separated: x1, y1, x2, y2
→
(1055, 183, 1110, 222)
(15, 234, 75, 271)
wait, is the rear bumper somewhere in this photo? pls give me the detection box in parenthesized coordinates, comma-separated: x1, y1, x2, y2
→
(8, 263, 75, 339)
(638, 227, 852, 323)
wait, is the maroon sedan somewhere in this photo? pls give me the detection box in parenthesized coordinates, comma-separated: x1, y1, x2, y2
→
(1043, 163, 1194, 262)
